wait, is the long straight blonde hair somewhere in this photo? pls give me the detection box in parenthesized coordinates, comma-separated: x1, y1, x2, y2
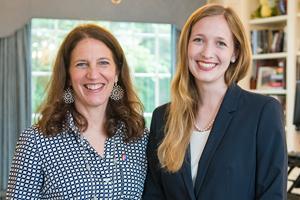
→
(157, 4, 252, 172)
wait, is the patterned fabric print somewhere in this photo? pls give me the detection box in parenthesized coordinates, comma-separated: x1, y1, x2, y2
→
(6, 114, 149, 200)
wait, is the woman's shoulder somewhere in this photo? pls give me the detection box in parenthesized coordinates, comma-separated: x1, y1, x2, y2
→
(135, 127, 149, 144)
(19, 125, 43, 141)
(19, 125, 72, 146)
(13, 126, 46, 153)
(117, 121, 149, 143)
(139, 128, 149, 146)
(152, 103, 170, 118)
(239, 88, 282, 112)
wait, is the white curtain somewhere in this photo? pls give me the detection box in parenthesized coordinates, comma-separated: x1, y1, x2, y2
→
(0, 22, 31, 197)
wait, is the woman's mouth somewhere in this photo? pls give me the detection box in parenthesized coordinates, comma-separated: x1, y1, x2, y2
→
(197, 61, 217, 71)
(84, 83, 104, 90)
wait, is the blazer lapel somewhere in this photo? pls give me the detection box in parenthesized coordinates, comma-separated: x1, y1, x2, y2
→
(180, 146, 197, 200)
(194, 84, 241, 198)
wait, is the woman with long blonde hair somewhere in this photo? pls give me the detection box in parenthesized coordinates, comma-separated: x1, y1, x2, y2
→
(143, 4, 287, 200)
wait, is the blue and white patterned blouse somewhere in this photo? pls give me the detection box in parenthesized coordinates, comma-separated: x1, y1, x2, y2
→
(6, 114, 149, 199)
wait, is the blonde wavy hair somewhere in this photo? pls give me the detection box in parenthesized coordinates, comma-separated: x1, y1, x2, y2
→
(158, 4, 252, 172)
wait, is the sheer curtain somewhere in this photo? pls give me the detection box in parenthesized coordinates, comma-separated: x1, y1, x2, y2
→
(0, 22, 31, 197)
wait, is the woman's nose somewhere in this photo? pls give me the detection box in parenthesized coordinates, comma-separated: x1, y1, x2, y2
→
(86, 65, 100, 79)
(200, 43, 214, 59)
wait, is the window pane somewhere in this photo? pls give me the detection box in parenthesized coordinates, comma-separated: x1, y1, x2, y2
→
(159, 77, 171, 105)
(158, 37, 171, 73)
(31, 74, 50, 113)
(144, 116, 152, 129)
(134, 77, 155, 113)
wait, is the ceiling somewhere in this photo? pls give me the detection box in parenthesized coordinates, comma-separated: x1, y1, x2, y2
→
(0, 0, 206, 37)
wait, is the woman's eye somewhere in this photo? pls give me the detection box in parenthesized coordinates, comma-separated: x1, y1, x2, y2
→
(217, 41, 227, 47)
(99, 61, 109, 65)
(98, 60, 110, 66)
(76, 62, 87, 68)
(193, 37, 203, 43)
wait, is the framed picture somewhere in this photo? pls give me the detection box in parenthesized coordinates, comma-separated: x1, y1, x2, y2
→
(256, 66, 280, 89)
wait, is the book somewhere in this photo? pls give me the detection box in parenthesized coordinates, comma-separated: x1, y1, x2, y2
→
(251, 29, 285, 54)
(278, 0, 287, 15)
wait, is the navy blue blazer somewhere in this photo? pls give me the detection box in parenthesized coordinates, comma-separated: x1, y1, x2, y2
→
(142, 84, 287, 200)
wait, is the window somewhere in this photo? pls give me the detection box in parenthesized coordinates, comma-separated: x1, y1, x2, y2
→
(31, 19, 174, 126)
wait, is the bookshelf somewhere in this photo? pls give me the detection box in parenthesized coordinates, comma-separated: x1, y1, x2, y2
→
(249, 16, 286, 95)
(252, 52, 287, 60)
(249, 0, 299, 152)
(251, 88, 287, 95)
(207, 0, 300, 151)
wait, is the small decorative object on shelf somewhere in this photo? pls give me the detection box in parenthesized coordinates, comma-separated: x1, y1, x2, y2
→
(256, 65, 284, 90)
(251, 0, 287, 19)
(249, 56, 286, 91)
(278, 0, 287, 15)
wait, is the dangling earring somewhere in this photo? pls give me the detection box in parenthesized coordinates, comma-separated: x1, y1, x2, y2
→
(110, 82, 124, 101)
(63, 87, 74, 104)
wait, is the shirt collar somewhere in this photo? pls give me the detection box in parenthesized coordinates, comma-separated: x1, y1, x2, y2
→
(65, 112, 82, 139)
(64, 111, 125, 140)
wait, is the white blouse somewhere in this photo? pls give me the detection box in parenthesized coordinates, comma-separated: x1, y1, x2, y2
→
(190, 130, 210, 185)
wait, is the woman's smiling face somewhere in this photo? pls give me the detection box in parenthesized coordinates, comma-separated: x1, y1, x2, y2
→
(187, 15, 236, 86)
(69, 38, 118, 110)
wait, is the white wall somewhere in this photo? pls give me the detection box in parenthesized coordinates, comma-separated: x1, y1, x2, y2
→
(0, 0, 205, 37)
